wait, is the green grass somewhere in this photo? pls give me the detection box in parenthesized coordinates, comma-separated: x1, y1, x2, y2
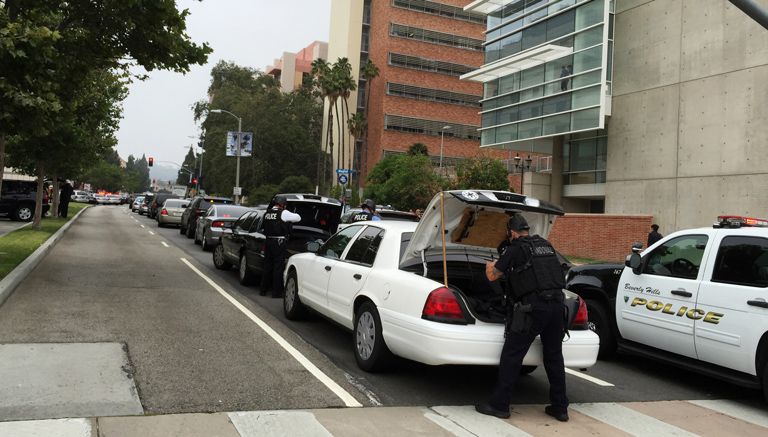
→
(0, 203, 88, 279)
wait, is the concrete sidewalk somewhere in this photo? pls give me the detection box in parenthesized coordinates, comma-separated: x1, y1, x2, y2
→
(2, 400, 767, 437)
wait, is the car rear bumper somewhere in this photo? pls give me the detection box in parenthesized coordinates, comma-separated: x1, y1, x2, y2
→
(379, 309, 599, 368)
(159, 215, 181, 224)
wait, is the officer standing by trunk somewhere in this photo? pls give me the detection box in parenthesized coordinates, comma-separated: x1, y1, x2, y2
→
(476, 214, 569, 422)
(260, 195, 301, 298)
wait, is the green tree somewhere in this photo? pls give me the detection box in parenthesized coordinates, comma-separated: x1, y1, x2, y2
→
(359, 59, 380, 184)
(454, 156, 510, 191)
(364, 154, 448, 211)
(177, 148, 197, 185)
(278, 176, 314, 194)
(246, 184, 279, 206)
(83, 160, 123, 193)
(408, 143, 429, 156)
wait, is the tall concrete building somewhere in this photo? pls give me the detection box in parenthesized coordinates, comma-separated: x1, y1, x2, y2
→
(464, 0, 768, 231)
(325, 0, 499, 184)
(266, 41, 328, 92)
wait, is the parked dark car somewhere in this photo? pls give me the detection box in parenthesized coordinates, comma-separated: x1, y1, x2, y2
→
(180, 196, 233, 238)
(194, 204, 256, 251)
(213, 193, 342, 285)
(148, 193, 180, 219)
(0, 179, 50, 221)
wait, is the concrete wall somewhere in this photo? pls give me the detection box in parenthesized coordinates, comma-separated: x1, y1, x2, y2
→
(606, 0, 768, 233)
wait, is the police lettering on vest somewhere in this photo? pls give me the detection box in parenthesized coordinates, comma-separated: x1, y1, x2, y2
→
(351, 211, 373, 222)
(507, 235, 565, 299)
(262, 207, 292, 237)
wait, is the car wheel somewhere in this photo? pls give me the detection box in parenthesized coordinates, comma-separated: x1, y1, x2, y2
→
(354, 301, 394, 372)
(238, 253, 256, 285)
(186, 221, 196, 239)
(180, 223, 186, 234)
(762, 359, 768, 403)
(202, 233, 212, 252)
(14, 205, 33, 222)
(283, 271, 307, 320)
(520, 365, 537, 375)
(586, 298, 617, 359)
(213, 244, 232, 270)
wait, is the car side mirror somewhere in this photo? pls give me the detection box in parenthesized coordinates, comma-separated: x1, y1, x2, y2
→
(626, 252, 642, 275)
(306, 241, 321, 253)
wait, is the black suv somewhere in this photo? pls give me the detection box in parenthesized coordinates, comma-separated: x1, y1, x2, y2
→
(0, 179, 50, 221)
(213, 193, 342, 285)
(180, 196, 233, 238)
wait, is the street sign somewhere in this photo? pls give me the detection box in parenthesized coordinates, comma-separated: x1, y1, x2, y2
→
(336, 168, 352, 175)
(338, 174, 348, 184)
(233, 187, 242, 196)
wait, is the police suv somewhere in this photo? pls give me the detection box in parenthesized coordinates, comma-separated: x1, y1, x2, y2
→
(567, 216, 768, 400)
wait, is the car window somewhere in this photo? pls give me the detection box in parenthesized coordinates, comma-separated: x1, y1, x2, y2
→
(286, 203, 342, 234)
(643, 235, 708, 279)
(345, 227, 385, 266)
(712, 236, 768, 287)
(319, 226, 362, 259)
(236, 212, 257, 232)
(232, 212, 251, 232)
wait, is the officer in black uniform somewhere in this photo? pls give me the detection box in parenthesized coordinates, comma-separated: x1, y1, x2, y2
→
(260, 195, 301, 297)
(349, 198, 381, 223)
(476, 214, 569, 422)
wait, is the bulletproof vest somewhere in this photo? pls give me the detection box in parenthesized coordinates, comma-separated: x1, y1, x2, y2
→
(350, 211, 373, 222)
(262, 207, 291, 237)
(506, 235, 565, 299)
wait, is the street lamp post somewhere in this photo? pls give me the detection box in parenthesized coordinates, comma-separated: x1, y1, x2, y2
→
(513, 153, 533, 195)
(210, 109, 242, 204)
(439, 125, 451, 173)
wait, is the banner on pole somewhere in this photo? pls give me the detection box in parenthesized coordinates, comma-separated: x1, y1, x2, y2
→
(226, 131, 253, 157)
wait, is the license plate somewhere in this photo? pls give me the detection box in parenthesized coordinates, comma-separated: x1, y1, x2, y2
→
(173, 212, 181, 216)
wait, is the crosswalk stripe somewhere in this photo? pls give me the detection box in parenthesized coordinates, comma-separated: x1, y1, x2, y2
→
(0, 418, 93, 437)
(228, 411, 332, 437)
(571, 402, 698, 436)
(430, 406, 532, 437)
(689, 399, 768, 428)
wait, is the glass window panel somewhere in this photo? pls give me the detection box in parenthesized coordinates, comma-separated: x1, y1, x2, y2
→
(482, 111, 497, 126)
(572, 86, 600, 109)
(502, 1, 526, 23)
(496, 124, 518, 142)
(488, 10, 503, 30)
(572, 69, 601, 88)
(518, 119, 542, 139)
(574, 25, 603, 50)
(571, 107, 600, 130)
(607, 40, 613, 81)
(551, 35, 574, 51)
(543, 113, 571, 135)
(518, 101, 542, 120)
(596, 137, 607, 170)
(520, 85, 543, 102)
(499, 73, 519, 94)
(571, 138, 596, 171)
(573, 45, 602, 73)
(499, 18, 524, 37)
(521, 64, 545, 88)
(524, 0, 548, 25)
(643, 235, 708, 279)
(485, 40, 502, 63)
(498, 106, 519, 123)
(500, 32, 523, 58)
(542, 93, 571, 114)
(547, 10, 575, 40)
(596, 171, 606, 183)
(484, 81, 499, 99)
(576, 0, 604, 30)
(522, 22, 546, 50)
(481, 129, 496, 145)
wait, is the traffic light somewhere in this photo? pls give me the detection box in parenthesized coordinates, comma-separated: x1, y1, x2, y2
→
(148, 156, 154, 167)
(192, 178, 198, 185)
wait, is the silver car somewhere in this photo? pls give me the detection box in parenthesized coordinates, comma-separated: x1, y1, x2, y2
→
(131, 196, 145, 212)
(157, 198, 188, 227)
(194, 205, 256, 251)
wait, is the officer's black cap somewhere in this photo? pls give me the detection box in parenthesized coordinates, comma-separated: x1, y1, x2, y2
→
(507, 215, 530, 232)
(360, 199, 375, 210)
(274, 195, 287, 205)
(651, 223, 659, 231)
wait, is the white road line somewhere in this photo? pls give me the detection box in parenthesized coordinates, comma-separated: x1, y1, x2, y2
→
(148, 231, 155, 235)
(180, 258, 362, 408)
(140, 225, 145, 228)
(571, 402, 697, 436)
(689, 399, 768, 428)
(228, 411, 333, 437)
(430, 406, 531, 437)
(565, 368, 615, 387)
(161, 242, 169, 248)
(0, 418, 93, 437)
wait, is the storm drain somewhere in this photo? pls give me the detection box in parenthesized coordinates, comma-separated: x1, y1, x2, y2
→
(0, 342, 143, 421)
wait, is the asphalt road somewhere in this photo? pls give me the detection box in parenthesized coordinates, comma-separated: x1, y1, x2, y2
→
(0, 205, 763, 417)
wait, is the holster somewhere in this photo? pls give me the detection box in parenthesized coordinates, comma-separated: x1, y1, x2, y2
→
(506, 301, 533, 335)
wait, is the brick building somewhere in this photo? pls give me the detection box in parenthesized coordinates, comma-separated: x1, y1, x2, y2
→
(326, 0, 519, 187)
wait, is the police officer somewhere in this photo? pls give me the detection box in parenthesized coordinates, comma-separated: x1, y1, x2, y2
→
(260, 195, 301, 298)
(349, 199, 381, 223)
(476, 214, 569, 422)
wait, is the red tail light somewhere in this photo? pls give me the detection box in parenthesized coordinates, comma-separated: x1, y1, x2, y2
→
(161, 208, 168, 216)
(422, 287, 468, 324)
(211, 220, 225, 228)
(570, 297, 589, 330)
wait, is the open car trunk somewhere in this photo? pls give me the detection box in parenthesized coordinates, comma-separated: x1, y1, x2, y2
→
(287, 225, 331, 255)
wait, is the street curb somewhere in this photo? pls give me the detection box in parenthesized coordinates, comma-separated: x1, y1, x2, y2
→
(0, 206, 90, 308)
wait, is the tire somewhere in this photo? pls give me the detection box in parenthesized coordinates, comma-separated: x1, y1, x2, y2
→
(354, 301, 394, 372)
(520, 365, 537, 375)
(13, 205, 33, 222)
(238, 253, 256, 285)
(194, 227, 201, 245)
(201, 232, 213, 252)
(180, 222, 187, 234)
(762, 360, 768, 403)
(283, 271, 307, 320)
(586, 299, 617, 359)
(213, 244, 232, 270)
(186, 220, 196, 239)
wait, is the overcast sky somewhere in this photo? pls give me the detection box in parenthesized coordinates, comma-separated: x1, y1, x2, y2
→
(115, 0, 331, 176)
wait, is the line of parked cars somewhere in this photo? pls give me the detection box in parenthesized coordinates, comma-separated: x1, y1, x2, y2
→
(135, 190, 600, 374)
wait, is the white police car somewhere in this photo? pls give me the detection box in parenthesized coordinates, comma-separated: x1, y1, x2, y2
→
(620, 215, 768, 400)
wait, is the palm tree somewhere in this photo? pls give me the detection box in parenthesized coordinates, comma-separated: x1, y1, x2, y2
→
(311, 59, 337, 189)
(335, 58, 357, 174)
(348, 112, 367, 177)
(359, 59, 379, 184)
